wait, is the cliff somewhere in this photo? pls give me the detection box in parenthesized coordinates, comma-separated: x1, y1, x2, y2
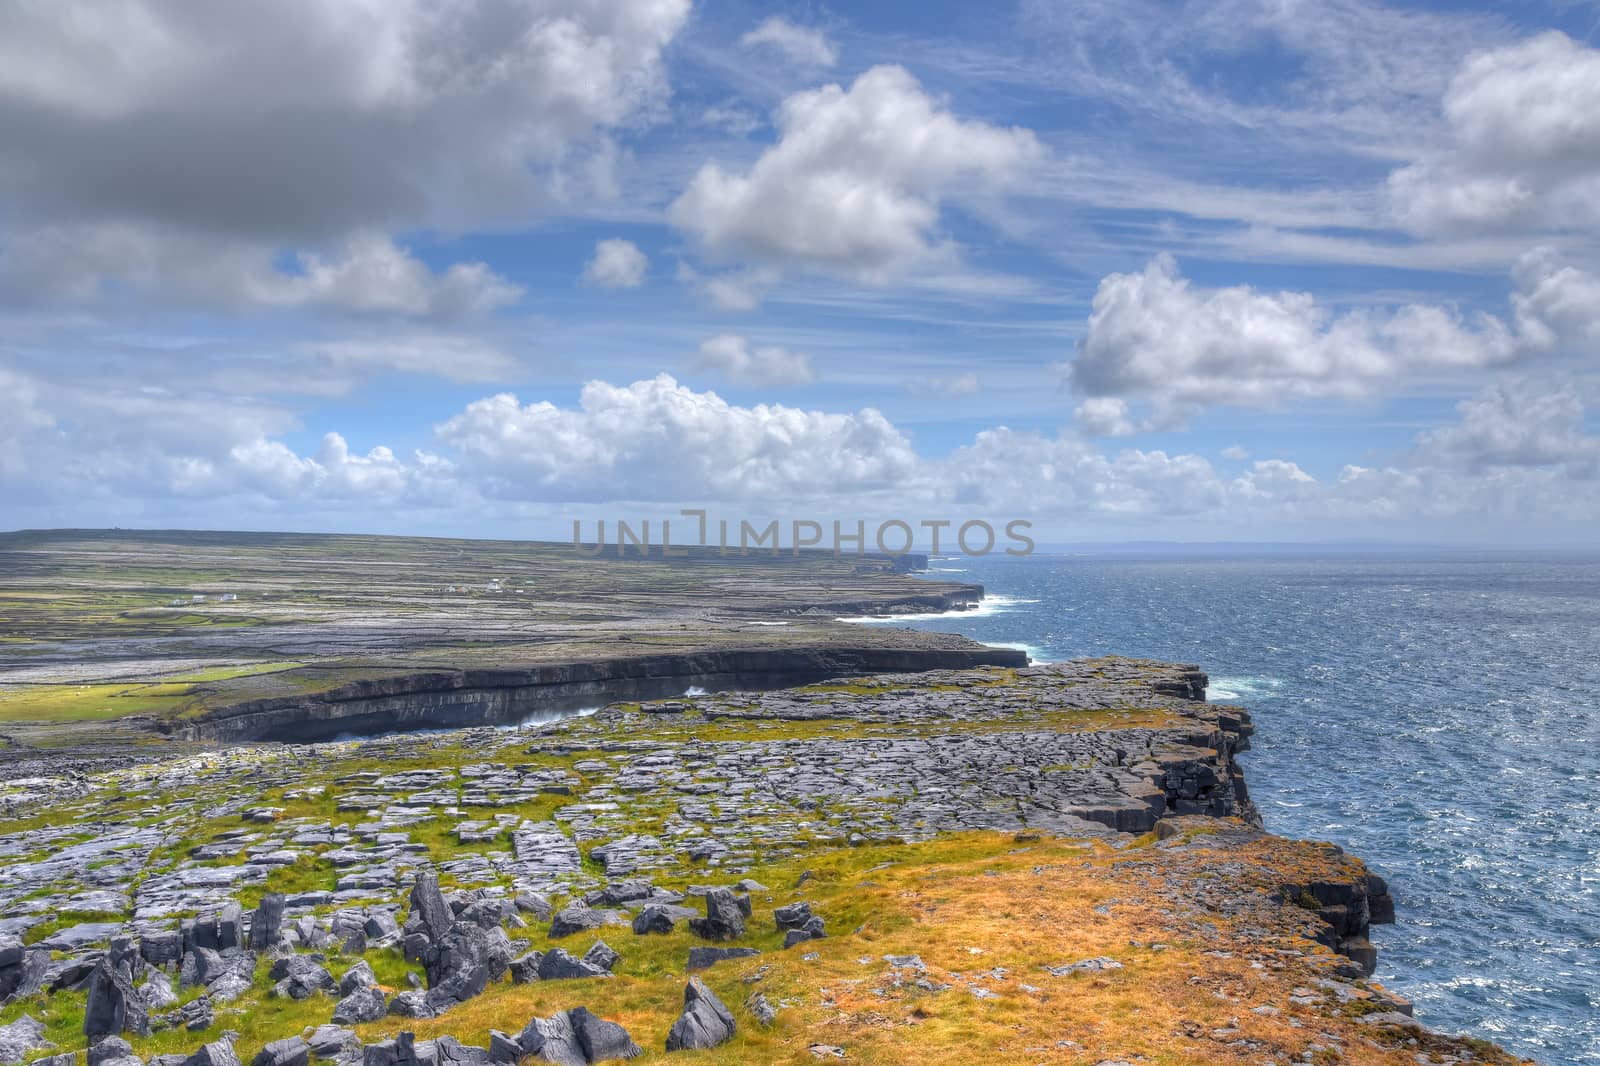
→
(0, 657, 1528, 1066)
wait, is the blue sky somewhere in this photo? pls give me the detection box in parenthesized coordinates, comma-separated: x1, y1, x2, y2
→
(2, 0, 1599, 544)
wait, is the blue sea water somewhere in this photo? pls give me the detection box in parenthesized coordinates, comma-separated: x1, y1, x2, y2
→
(856, 552, 1600, 1065)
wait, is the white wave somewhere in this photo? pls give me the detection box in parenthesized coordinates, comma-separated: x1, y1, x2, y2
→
(746, 620, 790, 626)
(1208, 675, 1284, 702)
(834, 594, 1039, 625)
(682, 685, 708, 697)
(989, 640, 1052, 663)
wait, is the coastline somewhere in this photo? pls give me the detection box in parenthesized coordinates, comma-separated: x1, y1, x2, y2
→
(0, 532, 1535, 1063)
(0, 656, 1533, 1065)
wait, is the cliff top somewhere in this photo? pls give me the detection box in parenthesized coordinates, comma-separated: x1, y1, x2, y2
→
(0, 659, 1529, 1065)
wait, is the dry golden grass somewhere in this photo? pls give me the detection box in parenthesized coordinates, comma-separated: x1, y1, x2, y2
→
(336, 830, 1529, 1066)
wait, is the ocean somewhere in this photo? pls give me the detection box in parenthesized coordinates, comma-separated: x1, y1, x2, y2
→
(845, 551, 1600, 1065)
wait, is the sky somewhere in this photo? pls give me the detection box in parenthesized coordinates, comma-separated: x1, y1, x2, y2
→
(2, 0, 1600, 546)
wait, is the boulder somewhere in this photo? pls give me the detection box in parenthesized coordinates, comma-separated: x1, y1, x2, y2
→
(88, 1038, 136, 1066)
(547, 903, 620, 940)
(268, 956, 336, 1000)
(430, 1038, 491, 1066)
(363, 913, 402, 947)
(782, 917, 826, 949)
(140, 970, 178, 1010)
(567, 1008, 641, 1062)
(685, 947, 759, 972)
(630, 907, 675, 936)
(687, 890, 745, 942)
(665, 977, 736, 1052)
(139, 930, 183, 970)
(773, 902, 813, 931)
(582, 942, 619, 973)
(338, 960, 378, 997)
(182, 1039, 243, 1066)
(250, 895, 286, 950)
(406, 875, 455, 946)
(535, 950, 610, 982)
(362, 1033, 427, 1066)
(84, 940, 151, 1039)
(513, 894, 552, 921)
(252, 1038, 309, 1066)
(0, 1014, 52, 1066)
(508, 951, 543, 984)
(2, 948, 50, 1003)
(306, 1027, 360, 1062)
(332, 985, 388, 1025)
(188, 906, 244, 954)
(513, 1014, 583, 1066)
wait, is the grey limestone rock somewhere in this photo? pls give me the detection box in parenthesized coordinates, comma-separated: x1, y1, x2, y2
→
(686, 889, 744, 942)
(665, 977, 736, 1052)
(0, 1014, 52, 1066)
(252, 1038, 309, 1066)
(250, 895, 286, 951)
(535, 949, 610, 982)
(685, 947, 759, 972)
(332, 985, 388, 1025)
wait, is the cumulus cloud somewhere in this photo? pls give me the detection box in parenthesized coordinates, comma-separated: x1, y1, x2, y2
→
(1068, 253, 1524, 422)
(581, 238, 648, 289)
(1073, 397, 1137, 437)
(0, 226, 522, 315)
(1511, 247, 1600, 351)
(0, 0, 688, 308)
(0, 0, 689, 238)
(6, 363, 1600, 538)
(671, 65, 1041, 281)
(739, 16, 838, 67)
(436, 374, 911, 501)
(1416, 379, 1599, 474)
(228, 433, 455, 502)
(691, 334, 816, 387)
(1389, 32, 1600, 234)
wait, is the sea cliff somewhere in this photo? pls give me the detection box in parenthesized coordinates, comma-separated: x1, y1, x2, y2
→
(0, 657, 1527, 1066)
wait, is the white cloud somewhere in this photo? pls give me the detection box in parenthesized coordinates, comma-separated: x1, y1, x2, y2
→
(1389, 32, 1600, 234)
(1511, 247, 1600, 350)
(674, 262, 776, 311)
(670, 65, 1041, 281)
(1416, 379, 1600, 474)
(1073, 397, 1137, 437)
(582, 239, 649, 289)
(739, 16, 838, 67)
(301, 335, 520, 383)
(0, 0, 688, 306)
(691, 334, 817, 387)
(0, 225, 522, 316)
(279, 235, 522, 315)
(908, 373, 980, 397)
(698, 103, 764, 137)
(436, 374, 912, 501)
(0, 0, 689, 236)
(6, 364, 1600, 539)
(1220, 444, 1251, 461)
(1068, 254, 1523, 421)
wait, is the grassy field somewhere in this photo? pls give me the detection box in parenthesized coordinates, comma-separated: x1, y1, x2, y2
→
(0, 529, 985, 729)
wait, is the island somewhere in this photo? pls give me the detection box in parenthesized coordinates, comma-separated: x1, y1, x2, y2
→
(0, 531, 1528, 1065)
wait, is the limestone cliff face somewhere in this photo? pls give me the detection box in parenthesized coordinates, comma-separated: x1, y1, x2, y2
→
(171, 642, 1028, 743)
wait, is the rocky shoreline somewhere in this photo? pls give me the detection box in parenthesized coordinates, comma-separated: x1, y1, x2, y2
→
(0, 658, 1528, 1066)
(168, 641, 1026, 745)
